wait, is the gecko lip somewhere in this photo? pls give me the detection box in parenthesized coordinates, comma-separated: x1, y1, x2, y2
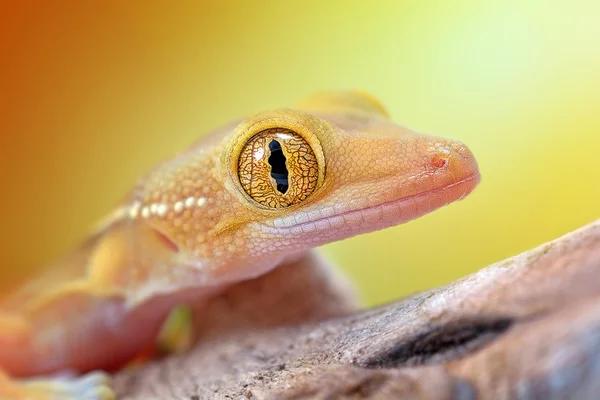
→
(270, 173, 481, 236)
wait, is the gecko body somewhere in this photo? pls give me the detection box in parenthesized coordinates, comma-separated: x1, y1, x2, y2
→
(0, 91, 479, 399)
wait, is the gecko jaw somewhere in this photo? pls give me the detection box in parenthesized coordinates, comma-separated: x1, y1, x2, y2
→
(263, 173, 480, 242)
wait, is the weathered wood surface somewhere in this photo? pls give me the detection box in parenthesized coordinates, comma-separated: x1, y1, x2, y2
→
(115, 219, 600, 399)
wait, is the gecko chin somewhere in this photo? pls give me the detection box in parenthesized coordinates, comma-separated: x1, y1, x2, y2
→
(262, 173, 480, 247)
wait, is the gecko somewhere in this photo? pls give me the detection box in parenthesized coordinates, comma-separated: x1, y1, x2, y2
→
(0, 90, 480, 399)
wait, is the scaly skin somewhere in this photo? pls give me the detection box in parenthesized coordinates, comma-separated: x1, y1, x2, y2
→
(0, 90, 480, 399)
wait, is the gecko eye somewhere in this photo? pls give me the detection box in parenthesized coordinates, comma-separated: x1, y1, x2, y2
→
(238, 128, 319, 208)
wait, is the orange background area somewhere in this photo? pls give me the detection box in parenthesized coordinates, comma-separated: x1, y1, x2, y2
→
(1, 1, 599, 306)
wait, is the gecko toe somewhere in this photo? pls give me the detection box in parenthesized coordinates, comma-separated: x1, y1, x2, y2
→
(66, 371, 114, 400)
(84, 385, 116, 400)
(73, 370, 112, 389)
(1, 370, 116, 400)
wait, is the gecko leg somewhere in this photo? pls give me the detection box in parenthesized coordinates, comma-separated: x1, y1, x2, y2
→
(0, 313, 114, 400)
(0, 369, 115, 400)
(189, 251, 359, 338)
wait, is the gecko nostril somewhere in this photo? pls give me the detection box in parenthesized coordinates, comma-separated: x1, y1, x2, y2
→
(430, 154, 448, 169)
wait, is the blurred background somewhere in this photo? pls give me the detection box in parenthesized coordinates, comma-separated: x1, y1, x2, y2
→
(1, 1, 598, 306)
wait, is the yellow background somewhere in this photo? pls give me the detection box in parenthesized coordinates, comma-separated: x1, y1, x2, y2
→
(1, 1, 599, 306)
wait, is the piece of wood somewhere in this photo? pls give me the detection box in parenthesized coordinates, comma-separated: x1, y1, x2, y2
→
(115, 219, 600, 399)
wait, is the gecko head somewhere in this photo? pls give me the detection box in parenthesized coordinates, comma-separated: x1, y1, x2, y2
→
(196, 90, 480, 283)
(139, 91, 480, 286)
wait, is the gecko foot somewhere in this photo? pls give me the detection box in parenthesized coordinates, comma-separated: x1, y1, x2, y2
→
(0, 370, 115, 400)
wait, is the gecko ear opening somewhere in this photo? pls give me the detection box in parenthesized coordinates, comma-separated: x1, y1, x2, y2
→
(152, 229, 180, 253)
(296, 90, 390, 119)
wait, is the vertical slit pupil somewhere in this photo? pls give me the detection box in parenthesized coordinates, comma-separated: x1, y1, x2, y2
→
(268, 139, 289, 194)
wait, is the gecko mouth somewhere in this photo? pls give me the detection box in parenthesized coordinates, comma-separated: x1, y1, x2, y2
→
(270, 173, 480, 237)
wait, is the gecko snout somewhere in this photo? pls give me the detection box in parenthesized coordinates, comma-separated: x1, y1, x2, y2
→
(428, 140, 479, 178)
